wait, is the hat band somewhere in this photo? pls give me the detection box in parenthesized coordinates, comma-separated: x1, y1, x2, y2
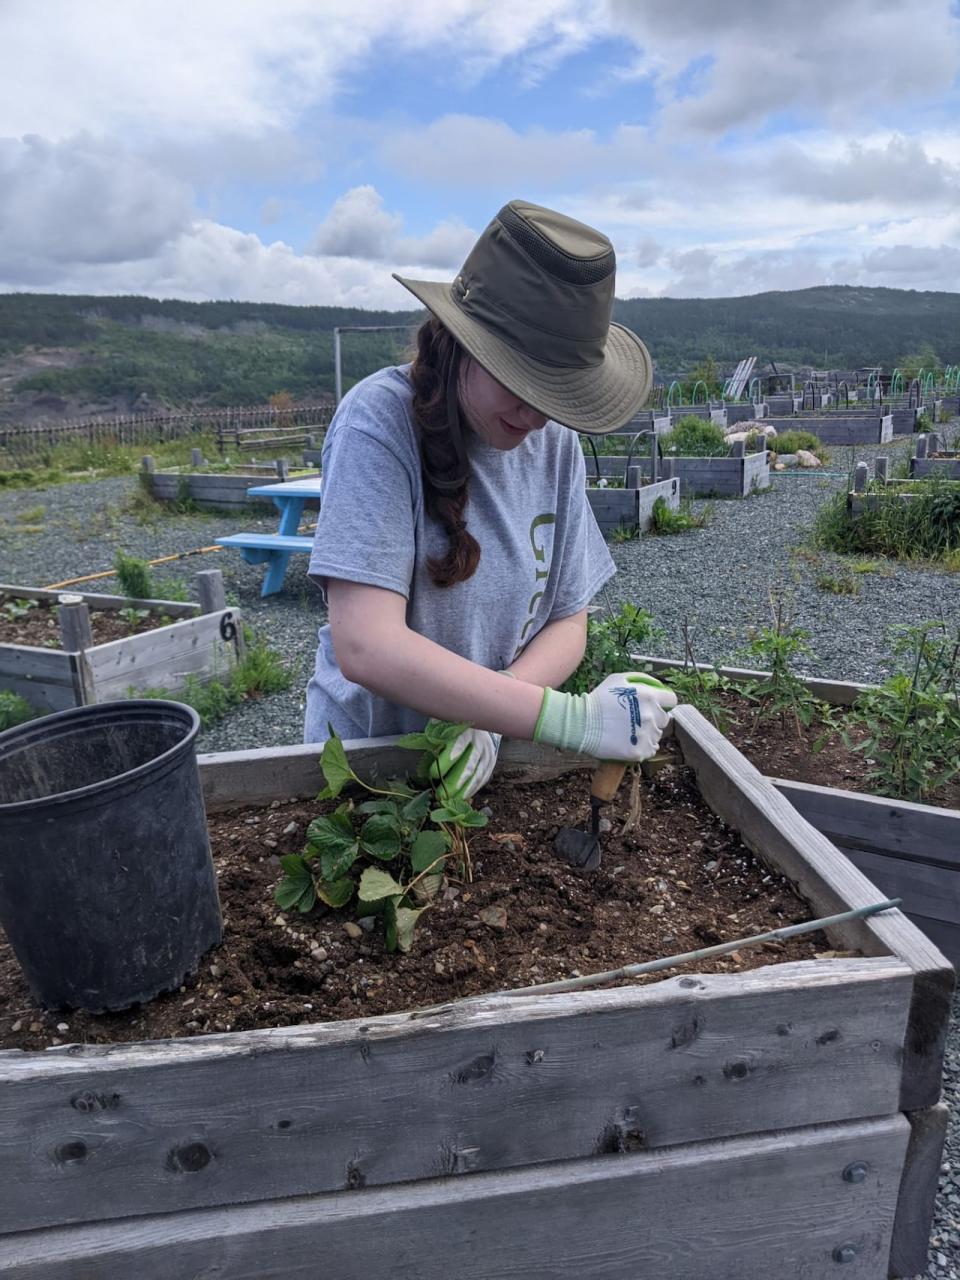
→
(452, 280, 605, 369)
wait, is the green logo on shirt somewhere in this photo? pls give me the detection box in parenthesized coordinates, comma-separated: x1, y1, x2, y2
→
(516, 512, 556, 650)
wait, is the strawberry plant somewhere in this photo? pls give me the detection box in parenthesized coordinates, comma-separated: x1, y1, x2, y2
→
(274, 721, 487, 952)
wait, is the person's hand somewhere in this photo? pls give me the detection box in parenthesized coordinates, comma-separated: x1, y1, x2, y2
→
(429, 725, 501, 801)
(534, 672, 678, 761)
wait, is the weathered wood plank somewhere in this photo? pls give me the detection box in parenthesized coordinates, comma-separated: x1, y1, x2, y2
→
(87, 609, 240, 699)
(199, 737, 596, 812)
(0, 1116, 909, 1280)
(0, 585, 197, 616)
(672, 705, 955, 1112)
(890, 1103, 948, 1278)
(0, 958, 911, 1234)
(772, 779, 960, 866)
(0, 646, 81, 712)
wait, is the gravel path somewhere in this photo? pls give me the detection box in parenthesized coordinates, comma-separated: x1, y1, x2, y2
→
(2, 432, 959, 1276)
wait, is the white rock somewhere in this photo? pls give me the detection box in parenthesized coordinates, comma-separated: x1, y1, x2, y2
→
(796, 449, 822, 468)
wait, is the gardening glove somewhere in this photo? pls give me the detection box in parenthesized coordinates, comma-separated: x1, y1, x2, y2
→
(429, 724, 501, 801)
(534, 672, 677, 761)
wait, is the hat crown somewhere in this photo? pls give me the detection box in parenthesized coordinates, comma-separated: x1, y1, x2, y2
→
(453, 200, 616, 370)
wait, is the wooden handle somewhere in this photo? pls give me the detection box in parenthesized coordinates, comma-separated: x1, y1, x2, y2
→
(591, 760, 627, 804)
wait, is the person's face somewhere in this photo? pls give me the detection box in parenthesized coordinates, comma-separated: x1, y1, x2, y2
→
(459, 358, 549, 451)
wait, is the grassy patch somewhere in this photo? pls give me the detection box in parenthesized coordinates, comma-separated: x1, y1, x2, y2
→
(649, 496, 710, 534)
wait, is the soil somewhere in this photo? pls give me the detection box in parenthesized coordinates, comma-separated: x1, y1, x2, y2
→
(0, 750, 832, 1052)
(716, 690, 960, 810)
(0, 600, 175, 649)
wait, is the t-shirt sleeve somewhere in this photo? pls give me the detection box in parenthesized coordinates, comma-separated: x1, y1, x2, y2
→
(548, 438, 616, 619)
(308, 398, 419, 600)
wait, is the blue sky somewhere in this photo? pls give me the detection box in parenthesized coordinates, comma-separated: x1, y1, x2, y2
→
(2, 0, 960, 305)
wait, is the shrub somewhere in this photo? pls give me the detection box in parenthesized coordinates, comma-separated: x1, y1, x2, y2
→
(660, 415, 728, 457)
(114, 550, 154, 599)
(814, 475, 960, 560)
(770, 430, 828, 461)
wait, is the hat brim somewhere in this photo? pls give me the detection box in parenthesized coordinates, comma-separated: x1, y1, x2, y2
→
(394, 275, 652, 436)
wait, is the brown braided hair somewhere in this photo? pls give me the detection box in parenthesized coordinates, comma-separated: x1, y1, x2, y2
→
(408, 316, 481, 588)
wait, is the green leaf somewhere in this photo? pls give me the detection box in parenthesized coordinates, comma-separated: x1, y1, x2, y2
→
(410, 828, 450, 872)
(305, 809, 354, 857)
(356, 798, 399, 816)
(316, 875, 354, 908)
(394, 905, 425, 953)
(321, 841, 360, 881)
(360, 814, 402, 860)
(401, 790, 433, 821)
(456, 808, 488, 829)
(395, 731, 434, 752)
(316, 733, 355, 799)
(274, 855, 316, 912)
(430, 795, 488, 827)
(358, 866, 405, 902)
(425, 720, 470, 748)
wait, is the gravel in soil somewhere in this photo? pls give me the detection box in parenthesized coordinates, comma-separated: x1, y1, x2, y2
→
(0, 753, 830, 1051)
(0, 600, 174, 648)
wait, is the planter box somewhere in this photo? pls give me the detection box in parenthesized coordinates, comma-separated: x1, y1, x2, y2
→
(630, 655, 960, 967)
(0, 718, 951, 1278)
(0, 576, 242, 713)
(768, 415, 894, 445)
(586, 477, 679, 535)
(143, 465, 321, 512)
(767, 394, 802, 415)
(910, 447, 960, 480)
(725, 403, 767, 424)
(650, 446, 770, 497)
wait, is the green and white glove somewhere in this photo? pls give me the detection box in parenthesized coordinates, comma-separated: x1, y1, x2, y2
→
(429, 725, 501, 801)
(534, 672, 678, 760)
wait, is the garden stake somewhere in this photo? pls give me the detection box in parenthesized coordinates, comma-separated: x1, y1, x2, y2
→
(497, 898, 902, 998)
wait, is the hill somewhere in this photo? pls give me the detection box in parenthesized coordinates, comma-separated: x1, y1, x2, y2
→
(1, 286, 959, 421)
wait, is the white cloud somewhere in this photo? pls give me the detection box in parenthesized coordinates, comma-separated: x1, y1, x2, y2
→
(0, 135, 193, 281)
(309, 186, 475, 269)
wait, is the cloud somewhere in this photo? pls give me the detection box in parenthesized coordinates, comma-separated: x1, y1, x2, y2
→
(378, 115, 650, 188)
(607, 0, 960, 136)
(773, 135, 960, 206)
(309, 186, 475, 269)
(0, 134, 193, 281)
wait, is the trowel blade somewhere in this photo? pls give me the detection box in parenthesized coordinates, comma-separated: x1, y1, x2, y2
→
(554, 826, 602, 872)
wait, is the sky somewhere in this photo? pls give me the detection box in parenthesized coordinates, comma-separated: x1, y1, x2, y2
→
(2, 0, 960, 308)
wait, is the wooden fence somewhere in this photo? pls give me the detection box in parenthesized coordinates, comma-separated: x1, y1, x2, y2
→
(0, 404, 334, 469)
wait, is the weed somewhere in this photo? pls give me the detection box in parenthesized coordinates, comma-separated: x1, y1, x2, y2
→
(660, 415, 728, 457)
(562, 604, 662, 696)
(844, 620, 960, 802)
(1, 597, 38, 622)
(118, 606, 150, 625)
(274, 724, 487, 952)
(738, 595, 824, 737)
(850, 559, 891, 575)
(657, 621, 734, 731)
(608, 522, 637, 543)
(0, 690, 38, 731)
(649, 496, 709, 534)
(769, 430, 828, 462)
(815, 570, 860, 596)
(813, 474, 960, 562)
(113, 550, 154, 600)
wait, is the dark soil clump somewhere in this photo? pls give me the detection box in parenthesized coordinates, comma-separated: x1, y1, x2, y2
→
(0, 752, 831, 1052)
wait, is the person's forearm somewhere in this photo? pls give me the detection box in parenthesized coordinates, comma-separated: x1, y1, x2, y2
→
(332, 616, 545, 739)
(506, 612, 587, 689)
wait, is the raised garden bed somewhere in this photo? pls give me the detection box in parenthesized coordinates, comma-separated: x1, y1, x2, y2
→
(910, 434, 960, 480)
(768, 415, 894, 446)
(141, 455, 321, 512)
(586, 476, 679, 535)
(725, 402, 768, 424)
(0, 717, 951, 1278)
(632, 656, 960, 967)
(848, 459, 960, 515)
(633, 439, 770, 497)
(0, 571, 241, 713)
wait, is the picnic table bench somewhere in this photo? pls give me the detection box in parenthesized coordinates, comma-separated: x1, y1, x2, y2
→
(215, 477, 322, 596)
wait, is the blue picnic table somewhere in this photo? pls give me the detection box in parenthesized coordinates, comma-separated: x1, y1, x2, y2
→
(216, 476, 323, 596)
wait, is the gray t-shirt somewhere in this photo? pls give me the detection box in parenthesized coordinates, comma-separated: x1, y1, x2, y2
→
(304, 365, 615, 741)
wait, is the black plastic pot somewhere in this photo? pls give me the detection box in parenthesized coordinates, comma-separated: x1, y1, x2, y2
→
(0, 700, 221, 1012)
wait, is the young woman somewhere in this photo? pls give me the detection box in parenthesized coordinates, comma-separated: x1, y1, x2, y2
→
(304, 199, 676, 796)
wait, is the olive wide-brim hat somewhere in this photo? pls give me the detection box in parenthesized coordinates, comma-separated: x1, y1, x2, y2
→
(393, 200, 652, 436)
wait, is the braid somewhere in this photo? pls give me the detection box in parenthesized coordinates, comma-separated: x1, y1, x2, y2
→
(408, 317, 481, 588)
